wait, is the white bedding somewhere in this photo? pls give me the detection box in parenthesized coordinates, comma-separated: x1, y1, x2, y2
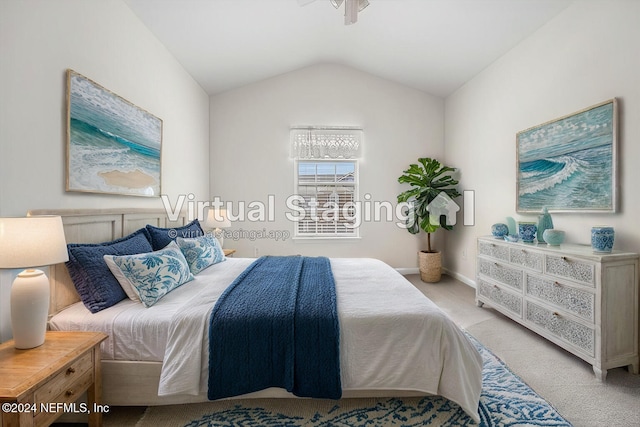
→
(50, 257, 482, 422)
(49, 260, 244, 361)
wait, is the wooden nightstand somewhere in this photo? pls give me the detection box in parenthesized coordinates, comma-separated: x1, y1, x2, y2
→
(223, 249, 236, 257)
(0, 331, 107, 427)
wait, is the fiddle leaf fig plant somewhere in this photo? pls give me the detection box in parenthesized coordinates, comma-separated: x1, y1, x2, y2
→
(397, 157, 461, 253)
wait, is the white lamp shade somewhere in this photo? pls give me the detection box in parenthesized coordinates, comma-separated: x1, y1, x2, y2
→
(205, 208, 231, 229)
(0, 216, 68, 349)
(0, 216, 68, 268)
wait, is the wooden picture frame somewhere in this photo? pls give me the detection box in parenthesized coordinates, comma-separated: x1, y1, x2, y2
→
(516, 99, 617, 213)
(66, 70, 162, 197)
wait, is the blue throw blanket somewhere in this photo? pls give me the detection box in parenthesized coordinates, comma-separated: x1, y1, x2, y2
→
(208, 256, 341, 400)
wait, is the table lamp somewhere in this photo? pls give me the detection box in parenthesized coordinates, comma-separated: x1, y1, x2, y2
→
(0, 216, 68, 349)
(205, 208, 231, 247)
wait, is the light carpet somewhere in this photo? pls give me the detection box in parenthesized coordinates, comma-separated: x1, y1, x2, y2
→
(135, 333, 571, 426)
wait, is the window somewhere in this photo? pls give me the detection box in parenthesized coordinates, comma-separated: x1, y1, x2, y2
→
(294, 160, 358, 237)
(290, 126, 363, 238)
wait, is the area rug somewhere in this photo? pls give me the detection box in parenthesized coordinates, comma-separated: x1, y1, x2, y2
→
(136, 334, 572, 426)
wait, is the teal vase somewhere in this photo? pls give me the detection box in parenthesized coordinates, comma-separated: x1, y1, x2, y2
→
(506, 217, 517, 236)
(537, 207, 554, 243)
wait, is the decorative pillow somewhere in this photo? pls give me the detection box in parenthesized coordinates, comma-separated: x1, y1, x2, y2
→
(103, 241, 194, 308)
(66, 228, 153, 313)
(103, 256, 142, 303)
(146, 219, 204, 251)
(176, 234, 226, 275)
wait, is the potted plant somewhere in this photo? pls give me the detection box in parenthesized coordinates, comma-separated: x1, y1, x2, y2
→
(397, 157, 461, 282)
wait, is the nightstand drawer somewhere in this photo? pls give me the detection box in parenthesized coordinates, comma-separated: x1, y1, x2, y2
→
(33, 351, 93, 404)
(33, 370, 93, 427)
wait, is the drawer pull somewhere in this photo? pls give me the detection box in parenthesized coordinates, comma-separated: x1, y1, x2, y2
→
(561, 256, 568, 261)
(493, 285, 499, 289)
(553, 281, 561, 287)
(66, 367, 76, 375)
(552, 312, 560, 317)
(65, 389, 75, 397)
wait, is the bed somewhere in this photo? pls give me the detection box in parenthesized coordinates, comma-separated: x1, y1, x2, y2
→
(32, 208, 483, 423)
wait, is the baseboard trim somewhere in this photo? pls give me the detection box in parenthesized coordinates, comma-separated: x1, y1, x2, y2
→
(396, 267, 476, 288)
(396, 267, 419, 275)
(442, 268, 477, 288)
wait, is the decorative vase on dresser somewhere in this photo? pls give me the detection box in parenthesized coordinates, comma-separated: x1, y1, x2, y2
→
(475, 236, 639, 380)
(591, 226, 615, 253)
(518, 222, 537, 243)
(537, 207, 554, 243)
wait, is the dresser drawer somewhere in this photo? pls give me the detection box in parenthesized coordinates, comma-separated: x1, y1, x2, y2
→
(478, 259, 523, 291)
(510, 247, 543, 272)
(477, 279, 523, 318)
(33, 351, 93, 404)
(545, 255, 595, 287)
(526, 301, 595, 357)
(478, 240, 510, 262)
(526, 275, 595, 322)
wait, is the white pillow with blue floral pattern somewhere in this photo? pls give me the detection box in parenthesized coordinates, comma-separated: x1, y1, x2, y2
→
(104, 241, 194, 307)
(176, 234, 226, 275)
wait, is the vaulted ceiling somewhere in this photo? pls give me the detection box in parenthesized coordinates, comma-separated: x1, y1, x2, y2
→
(124, 0, 572, 97)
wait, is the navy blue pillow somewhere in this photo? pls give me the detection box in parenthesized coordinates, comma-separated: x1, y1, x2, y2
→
(66, 228, 153, 313)
(145, 219, 204, 251)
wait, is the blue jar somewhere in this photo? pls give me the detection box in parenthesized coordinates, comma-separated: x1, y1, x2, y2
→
(518, 222, 537, 243)
(591, 226, 615, 253)
(491, 223, 509, 239)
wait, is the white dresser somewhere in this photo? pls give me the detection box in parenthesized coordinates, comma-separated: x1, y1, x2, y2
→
(476, 236, 639, 380)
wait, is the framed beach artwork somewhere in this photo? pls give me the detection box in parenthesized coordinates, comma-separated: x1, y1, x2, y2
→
(66, 69, 162, 197)
(516, 99, 617, 213)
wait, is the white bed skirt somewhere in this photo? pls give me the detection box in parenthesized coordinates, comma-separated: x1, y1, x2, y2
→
(102, 359, 431, 406)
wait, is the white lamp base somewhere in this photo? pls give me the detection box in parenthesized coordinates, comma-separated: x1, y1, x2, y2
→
(11, 269, 50, 349)
(214, 228, 224, 248)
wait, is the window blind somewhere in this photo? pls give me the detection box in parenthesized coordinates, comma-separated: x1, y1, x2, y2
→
(295, 160, 358, 237)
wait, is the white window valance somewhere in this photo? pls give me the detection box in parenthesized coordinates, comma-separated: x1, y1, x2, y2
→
(290, 126, 363, 159)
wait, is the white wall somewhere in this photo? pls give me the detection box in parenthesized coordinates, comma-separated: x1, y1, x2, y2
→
(444, 0, 640, 283)
(0, 0, 210, 217)
(0, 0, 210, 341)
(210, 64, 445, 268)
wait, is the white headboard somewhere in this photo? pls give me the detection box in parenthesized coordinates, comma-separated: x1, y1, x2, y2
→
(27, 208, 189, 317)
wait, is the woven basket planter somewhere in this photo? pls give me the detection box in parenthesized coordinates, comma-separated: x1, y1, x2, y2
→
(419, 251, 441, 283)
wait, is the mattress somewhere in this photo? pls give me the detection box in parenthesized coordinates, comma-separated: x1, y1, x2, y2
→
(50, 257, 482, 421)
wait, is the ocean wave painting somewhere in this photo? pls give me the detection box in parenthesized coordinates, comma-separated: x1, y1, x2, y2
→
(66, 70, 162, 197)
(517, 99, 617, 212)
